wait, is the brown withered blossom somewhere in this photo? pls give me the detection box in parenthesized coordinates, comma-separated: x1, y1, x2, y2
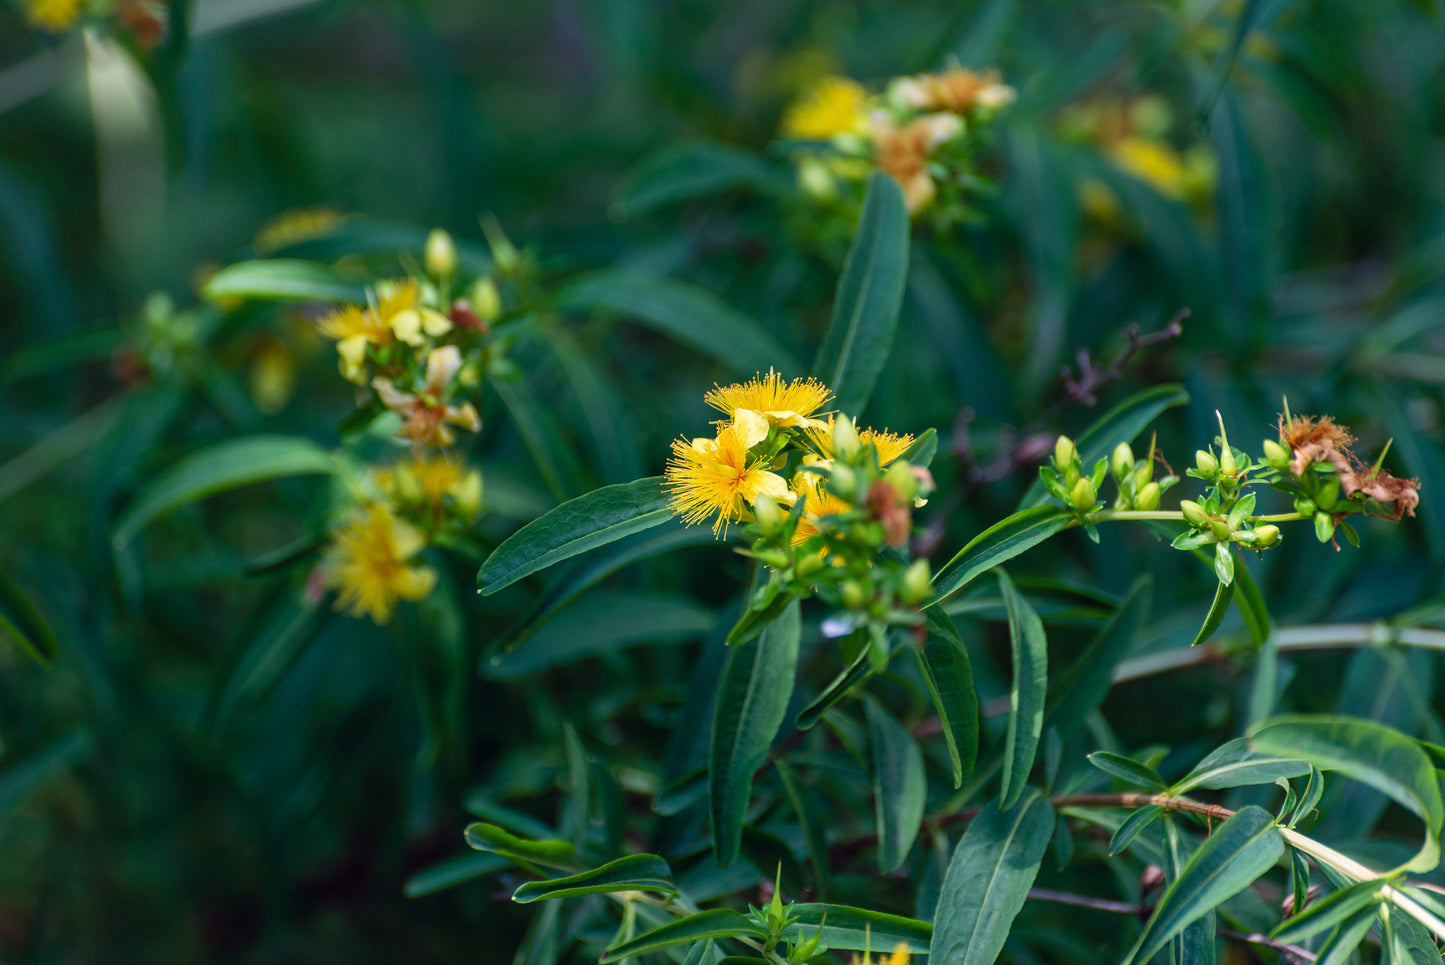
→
(1278, 414, 1419, 519)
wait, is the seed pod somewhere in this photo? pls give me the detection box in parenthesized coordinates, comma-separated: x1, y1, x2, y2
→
(1179, 499, 1210, 528)
(1254, 524, 1281, 548)
(900, 559, 932, 604)
(1209, 518, 1232, 541)
(1262, 439, 1290, 468)
(1316, 477, 1341, 511)
(1070, 477, 1097, 512)
(1132, 462, 1154, 488)
(1314, 512, 1336, 543)
(1135, 481, 1161, 511)
(827, 464, 857, 502)
(1219, 445, 1238, 476)
(1195, 450, 1218, 479)
(424, 228, 457, 278)
(1112, 442, 1135, 480)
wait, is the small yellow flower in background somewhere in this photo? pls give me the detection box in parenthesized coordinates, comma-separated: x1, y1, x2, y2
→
(666, 422, 792, 537)
(806, 419, 914, 466)
(894, 68, 1016, 114)
(247, 337, 296, 414)
(873, 112, 962, 213)
(380, 279, 451, 347)
(317, 304, 392, 384)
(850, 941, 910, 965)
(323, 503, 437, 624)
(782, 76, 871, 140)
(25, 0, 83, 31)
(373, 345, 482, 448)
(706, 372, 833, 432)
(254, 207, 345, 255)
(1108, 136, 1190, 200)
(383, 455, 484, 519)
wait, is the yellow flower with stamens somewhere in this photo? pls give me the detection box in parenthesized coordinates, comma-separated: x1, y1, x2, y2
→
(316, 304, 392, 384)
(706, 372, 833, 433)
(850, 941, 910, 965)
(25, 0, 83, 31)
(322, 503, 437, 624)
(789, 467, 853, 546)
(782, 76, 870, 140)
(806, 418, 914, 466)
(380, 279, 451, 346)
(665, 423, 792, 537)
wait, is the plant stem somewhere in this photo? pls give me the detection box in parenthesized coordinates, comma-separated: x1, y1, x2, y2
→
(1088, 510, 1184, 523)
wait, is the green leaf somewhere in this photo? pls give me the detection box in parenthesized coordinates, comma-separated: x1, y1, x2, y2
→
(558, 271, 802, 376)
(201, 258, 366, 303)
(918, 609, 980, 789)
(795, 644, 873, 731)
(776, 761, 830, 896)
(0, 565, 60, 666)
(902, 427, 939, 468)
(113, 436, 336, 546)
(1018, 384, 1190, 508)
(403, 851, 509, 898)
(203, 592, 329, 736)
(1110, 805, 1165, 856)
(612, 140, 782, 217)
(463, 823, 576, 869)
(512, 853, 676, 903)
(812, 171, 910, 416)
(1171, 738, 1310, 795)
(1191, 580, 1234, 647)
(1088, 752, 1167, 791)
(1213, 542, 1235, 585)
(1044, 576, 1151, 733)
(491, 376, 588, 503)
(1315, 904, 1381, 965)
(602, 909, 764, 961)
(710, 599, 800, 867)
(930, 788, 1055, 964)
(1122, 806, 1285, 965)
(998, 571, 1048, 810)
(868, 700, 927, 872)
(929, 506, 1074, 607)
(785, 904, 933, 952)
(0, 730, 93, 815)
(1251, 715, 1445, 874)
(1270, 879, 1382, 944)
(477, 477, 673, 595)
(480, 591, 714, 680)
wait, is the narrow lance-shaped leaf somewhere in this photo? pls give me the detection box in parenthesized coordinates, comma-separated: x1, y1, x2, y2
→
(602, 909, 765, 961)
(612, 140, 784, 218)
(785, 904, 933, 952)
(1044, 575, 1151, 732)
(0, 565, 60, 666)
(512, 853, 676, 903)
(868, 700, 927, 873)
(1251, 715, 1445, 874)
(710, 599, 801, 867)
(1269, 879, 1382, 944)
(929, 506, 1074, 607)
(813, 171, 910, 416)
(1088, 752, 1167, 790)
(1171, 738, 1309, 795)
(113, 436, 336, 547)
(918, 608, 980, 788)
(403, 851, 509, 898)
(930, 788, 1055, 964)
(1122, 805, 1285, 965)
(201, 258, 367, 303)
(999, 571, 1048, 810)
(477, 476, 672, 595)
(1191, 580, 1234, 647)
(464, 823, 576, 869)
(795, 644, 873, 731)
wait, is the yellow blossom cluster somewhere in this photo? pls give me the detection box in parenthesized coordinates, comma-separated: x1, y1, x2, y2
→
(320, 454, 483, 624)
(664, 372, 912, 539)
(781, 67, 1016, 215)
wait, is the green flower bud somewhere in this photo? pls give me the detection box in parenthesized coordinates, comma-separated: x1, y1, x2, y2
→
(1294, 497, 1316, 516)
(1219, 445, 1238, 476)
(1316, 477, 1341, 511)
(827, 464, 857, 502)
(832, 414, 861, 461)
(900, 559, 932, 604)
(1179, 499, 1210, 528)
(1262, 439, 1289, 468)
(1111, 442, 1135, 480)
(470, 277, 502, 321)
(1209, 518, 1232, 541)
(424, 228, 457, 278)
(752, 493, 781, 530)
(1132, 462, 1154, 488)
(1195, 450, 1218, 479)
(1070, 477, 1097, 512)
(1054, 435, 1076, 469)
(840, 580, 868, 610)
(797, 156, 837, 201)
(1136, 481, 1161, 511)
(753, 548, 790, 568)
(1253, 524, 1281, 548)
(884, 459, 918, 501)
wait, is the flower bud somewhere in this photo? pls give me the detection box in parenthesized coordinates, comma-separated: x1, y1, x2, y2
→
(1316, 477, 1341, 511)
(840, 580, 868, 610)
(1219, 445, 1238, 476)
(753, 548, 791, 569)
(1069, 477, 1097, 512)
(1294, 497, 1316, 517)
(1132, 462, 1153, 488)
(482, 215, 519, 275)
(1054, 435, 1076, 469)
(827, 464, 857, 502)
(1253, 524, 1280, 548)
(752, 493, 782, 530)
(470, 277, 502, 321)
(1111, 442, 1134, 480)
(797, 156, 837, 200)
(1179, 499, 1210, 528)
(900, 559, 932, 604)
(1209, 518, 1232, 541)
(1135, 481, 1161, 511)
(424, 228, 457, 278)
(1262, 439, 1289, 468)
(884, 459, 918, 501)
(1314, 512, 1336, 543)
(1194, 450, 1218, 479)
(832, 415, 861, 461)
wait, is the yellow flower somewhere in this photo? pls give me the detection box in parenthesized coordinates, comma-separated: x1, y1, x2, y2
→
(789, 468, 853, 545)
(25, 0, 83, 31)
(322, 503, 437, 624)
(782, 76, 870, 140)
(379, 279, 451, 346)
(385, 456, 484, 519)
(850, 942, 910, 965)
(254, 207, 345, 254)
(665, 422, 792, 537)
(873, 112, 962, 213)
(373, 345, 482, 448)
(706, 372, 833, 434)
(893, 68, 1016, 114)
(316, 304, 392, 385)
(1107, 136, 1189, 200)
(805, 418, 914, 466)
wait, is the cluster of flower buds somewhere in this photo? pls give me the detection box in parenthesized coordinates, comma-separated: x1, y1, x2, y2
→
(780, 67, 1016, 219)
(313, 225, 522, 449)
(1108, 438, 1171, 511)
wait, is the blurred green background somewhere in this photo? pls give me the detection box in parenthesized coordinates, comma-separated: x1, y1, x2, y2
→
(2, 0, 1444, 960)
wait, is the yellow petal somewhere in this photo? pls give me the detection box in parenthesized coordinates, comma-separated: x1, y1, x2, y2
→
(394, 565, 438, 602)
(446, 402, 482, 434)
(733, 408, 770, 448)
(420, 308, 453, 337)
(747, 470, 792, 505)
(390, 308, 425, 346)
(336, 335, 370, 384)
